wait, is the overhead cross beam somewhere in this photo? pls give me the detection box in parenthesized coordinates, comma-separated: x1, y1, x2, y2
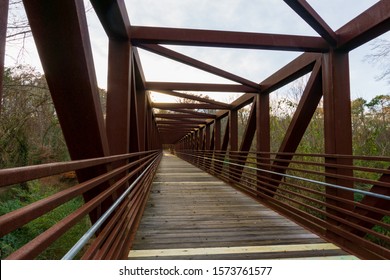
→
(161, 108, 217, 118)
(138, 44, 261, 90)
(156, 120, 208, 125)
(146, 82, 257, 93)
(131, 26, 329, 52)
(152, 102, 226, 110)
(155, 113, 213, 119)
(154, 90, 232, 108)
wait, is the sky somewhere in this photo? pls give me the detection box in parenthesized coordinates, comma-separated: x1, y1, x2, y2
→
(4, 0, 390, 104)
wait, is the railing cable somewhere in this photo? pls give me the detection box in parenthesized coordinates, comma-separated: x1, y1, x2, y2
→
(176, 151, 390, 201)
(62, 154, 160, 260)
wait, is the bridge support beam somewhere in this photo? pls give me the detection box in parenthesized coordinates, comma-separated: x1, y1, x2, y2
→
(106, 40, 131, 156)
(256, 94, 270, 194)
(229, 110, 238, 181)
(23, 0, 112, 223)
(322, 50, 354, 227)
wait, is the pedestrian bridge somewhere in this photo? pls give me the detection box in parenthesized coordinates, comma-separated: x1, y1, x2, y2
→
(0, 1, 389, 260)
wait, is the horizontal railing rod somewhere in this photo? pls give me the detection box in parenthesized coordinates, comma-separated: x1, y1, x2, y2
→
(6, 153, 159, 260)
(81, 188, 136, 259)
(250, 169, 390, 217)
(0, 150, 158, 188)
(96, 180, 146, 260)
(196, 151, 390, 187)
(0, 153, 157, 237)
(178, 152, 390, 201)
(221, 150, 390, 162)
(62, 153, 161, 260)
(223, 151, 390, 175)
(201, 159, 390, 232)
(110, 167, 157, 260)
(92, 158, 159, 260)
(179, 152, 389, 259)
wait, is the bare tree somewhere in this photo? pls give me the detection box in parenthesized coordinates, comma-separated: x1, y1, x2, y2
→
(365, 39, 390, 85)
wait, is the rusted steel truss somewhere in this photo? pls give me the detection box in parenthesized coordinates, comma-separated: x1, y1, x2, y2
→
(0, 0, 389, 259)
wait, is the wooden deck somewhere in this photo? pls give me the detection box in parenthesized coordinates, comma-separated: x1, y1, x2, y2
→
(129, 152, 357, 260)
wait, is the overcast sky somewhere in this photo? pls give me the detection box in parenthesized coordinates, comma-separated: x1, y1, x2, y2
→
(5, 0, 390, 103)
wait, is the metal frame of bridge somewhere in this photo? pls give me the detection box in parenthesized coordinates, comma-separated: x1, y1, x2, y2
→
(0, 0, 389, 260)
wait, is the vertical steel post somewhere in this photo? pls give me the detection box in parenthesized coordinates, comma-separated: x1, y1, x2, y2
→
(106, 40, 131, 156)
(136, 89, 146, 152)
(214, 118, 221, 151)
(205, 124, 211, 150)
(322, 50, 354, 228)
(229, 110, 238, 181)
(256, 94, 270, 194)
(129, 62, 140, 153)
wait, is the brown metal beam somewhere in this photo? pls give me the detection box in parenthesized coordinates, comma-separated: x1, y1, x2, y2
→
(23, 0, 111, 223)
(156, 120, 207, 125)
(322, 50, 354, 229)
(146, 82, 257, 93)
(136, 89, 147, 152)
(90, 0, 130, 40)
(129, 62, 140, 153)
(256, 93, 270, 193)
(138, 44, 261, 90)
(151, 102, 226, 110)
(133, 48, 147, 89)
(283, 0, 337, 47)
(106, 40, 131, 156)
(205, 124, 211, 150)
(131, 26, 329, 52)
(161, 108, 217, 118)
(277, 61, 322, 156)
(256, 94, 270, 157)
(155, 113, 213, 119)
(213, 118, 229, 176)
(0, 0, 8, 114)
(158, 125, 199, 129)
(154, 90, 231, 108)
(229, 110, 238, 151)
(336, 1, 390, 51)
(214, 119, 221, 151)
(236, 101, 257, 179)
(239, 101, 257, 152)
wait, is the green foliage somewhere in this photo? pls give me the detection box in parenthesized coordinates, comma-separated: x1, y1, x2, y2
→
(0, 181, 90, 259)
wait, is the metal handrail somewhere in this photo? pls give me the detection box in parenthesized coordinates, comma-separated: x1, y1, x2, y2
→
(0, 150, 159, 188)
(176, 151, 390, 201)
(1, 150, 162, 259)
(176, 149, 390, 259)
(62, 154, 161, 260)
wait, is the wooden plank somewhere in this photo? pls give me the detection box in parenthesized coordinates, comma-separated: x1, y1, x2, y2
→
(129, 243, 339, 258)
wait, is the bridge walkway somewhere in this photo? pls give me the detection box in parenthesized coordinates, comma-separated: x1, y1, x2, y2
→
(129, 153, 357, 260)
